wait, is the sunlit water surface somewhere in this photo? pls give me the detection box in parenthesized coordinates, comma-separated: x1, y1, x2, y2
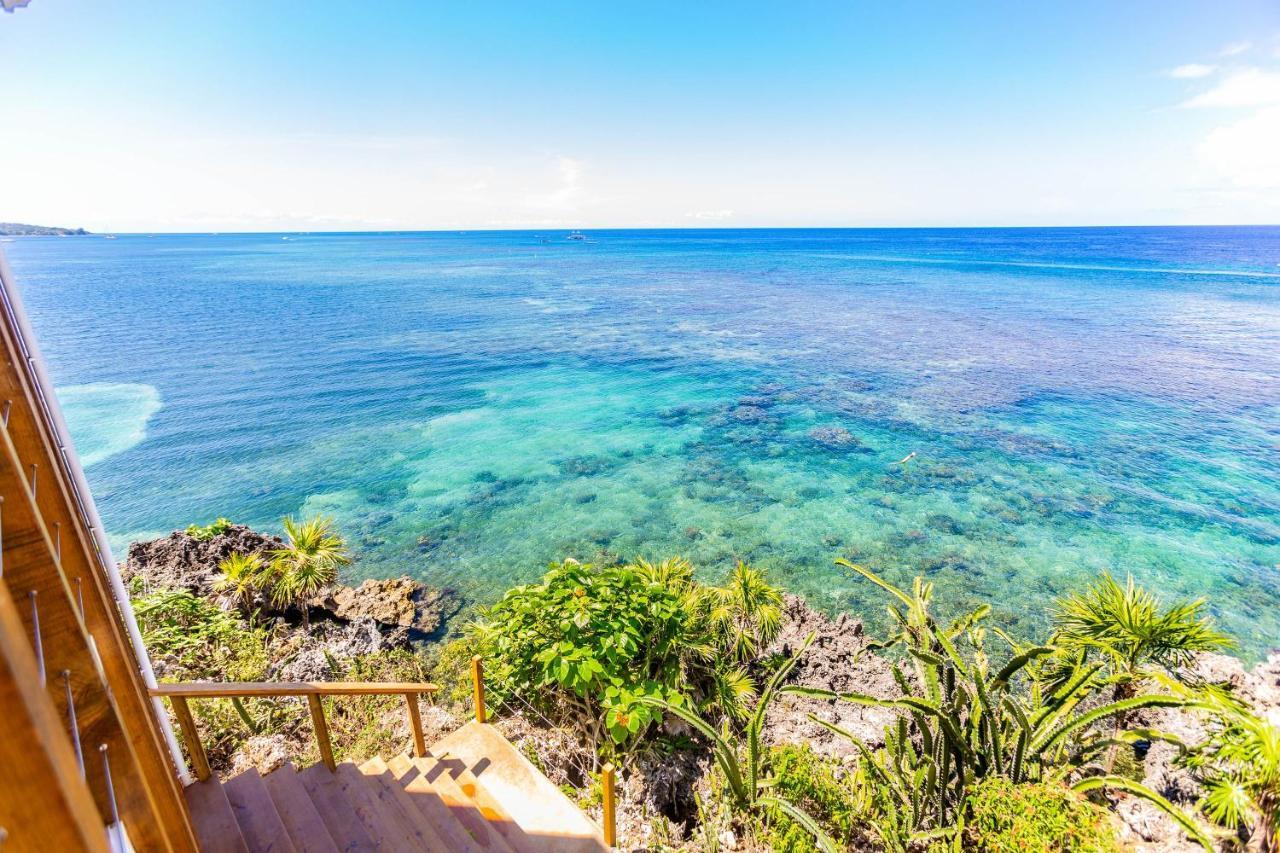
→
(6, 229, 1278, 657)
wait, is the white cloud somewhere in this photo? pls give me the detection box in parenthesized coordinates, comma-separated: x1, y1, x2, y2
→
(1220, 40, 1253, 57)
(1181, 68, 1280, 108)
(684, 209, 734, 220)
(1199, 104, 1280, 187)
(1168, 63, 1216, 79)
(533, 156, 585, 210)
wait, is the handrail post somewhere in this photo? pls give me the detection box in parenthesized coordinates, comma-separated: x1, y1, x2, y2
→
(471, 656, 486, 724)
(404, 692, 426, 757)
(308, 693, 336, 771)
(169, 696, 211, 781)
(602, 762, 616, 848)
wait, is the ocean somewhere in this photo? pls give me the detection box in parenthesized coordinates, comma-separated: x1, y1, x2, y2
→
(5, 228, 1278, 656)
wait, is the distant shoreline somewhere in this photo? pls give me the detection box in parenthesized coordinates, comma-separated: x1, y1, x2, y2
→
(0, 222, 90, 236)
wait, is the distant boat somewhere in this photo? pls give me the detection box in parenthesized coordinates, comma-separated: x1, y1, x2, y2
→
(103, 235, 117, 240)
(567, 231, 586, 241)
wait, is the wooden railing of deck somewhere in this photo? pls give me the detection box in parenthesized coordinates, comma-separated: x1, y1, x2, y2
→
(150, 682, 440, 781)
(0, 251, 199, 851)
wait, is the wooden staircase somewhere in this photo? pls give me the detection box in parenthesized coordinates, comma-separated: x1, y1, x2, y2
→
(184, 722, 609, 853)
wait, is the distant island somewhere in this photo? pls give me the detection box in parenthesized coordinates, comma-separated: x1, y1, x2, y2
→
(0, 222, 90, 236)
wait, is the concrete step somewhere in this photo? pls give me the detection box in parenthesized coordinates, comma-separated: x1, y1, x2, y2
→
(184, 778, 250, 853)
(260, 763, 340, 853)
(223, 769, 298, 853)
(429, 722, 607, 853)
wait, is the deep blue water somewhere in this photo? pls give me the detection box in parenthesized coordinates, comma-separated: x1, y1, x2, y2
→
(4, 228, 1279, 655)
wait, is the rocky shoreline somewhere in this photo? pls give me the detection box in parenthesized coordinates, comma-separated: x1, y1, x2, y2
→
(125, 525, 1280, 850)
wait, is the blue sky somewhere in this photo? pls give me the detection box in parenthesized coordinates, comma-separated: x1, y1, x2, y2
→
(2, 1, 1278, 229)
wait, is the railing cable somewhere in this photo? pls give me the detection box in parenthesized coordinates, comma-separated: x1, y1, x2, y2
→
(62, 670, 85, 777)
(29, 590, 45, 686)
(100, 744, 125, 851)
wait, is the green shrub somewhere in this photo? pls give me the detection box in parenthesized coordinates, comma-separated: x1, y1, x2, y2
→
(963, 778, 1120, 853)
(185, 517, 235, 541)
(761, 745, 868, 852)
(134, 587, 268, 680)
(470, 558, 781, 748)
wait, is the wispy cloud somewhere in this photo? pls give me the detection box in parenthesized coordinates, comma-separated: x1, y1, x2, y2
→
(1199, 105, 1280, 187)
(1220, 40, 1253, 57)
(1168, 63, 1216, 79)
(684, 209, 734, 221)
(1181, 68, 1280, 108)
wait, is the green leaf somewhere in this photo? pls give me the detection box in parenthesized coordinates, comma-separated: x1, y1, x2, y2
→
(1071, 776, 1213, 851)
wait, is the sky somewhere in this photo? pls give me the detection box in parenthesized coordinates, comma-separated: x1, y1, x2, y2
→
(1, 1, 1279, 231)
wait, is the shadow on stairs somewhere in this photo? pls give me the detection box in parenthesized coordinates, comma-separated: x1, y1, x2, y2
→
(184, 722, 609, 852)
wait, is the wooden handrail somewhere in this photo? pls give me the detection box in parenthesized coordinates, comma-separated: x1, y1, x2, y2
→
(151, 682, 438, 781)
(150, 681, 439, 698)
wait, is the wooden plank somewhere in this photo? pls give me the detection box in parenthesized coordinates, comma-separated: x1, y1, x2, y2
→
(0, 275, 199, 851)
(169, 696, 212, 782)
(297, 762, 376, 852)
(183, 779, 250, 853)
(260, 763, 340, 853)
(152, 681, 440, 698)
(0, 582, 108, 852)
(386, 753, 488, 852)
(358, 757, 457, 849)
(222, 769, 298, 853)
(396, 755, 515, 853)
(307, 694, 336, 772)
(404, 692, 427, 758)
(334, 760, 444, 851)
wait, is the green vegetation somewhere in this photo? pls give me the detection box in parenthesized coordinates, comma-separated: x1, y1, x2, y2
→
(185, 516, 235, 541)
(268, 515, 352, 628)
(758, 744, 869, 852)
(144, 515, 1278, 851)
(213, 552, 267, 607)
(468, 558, 780, 748)
(641, 634, 841, 852)
(1182, 688, 1280, 851)
(961, 777, 1119, 853)
(207, 514, 352, 628)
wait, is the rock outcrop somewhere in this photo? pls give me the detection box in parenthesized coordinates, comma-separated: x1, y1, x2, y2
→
(124, 524, 281, 597)
(124, 524, 457, 638)
(312, 577, 457, 636)
(763, 594, 901, 758)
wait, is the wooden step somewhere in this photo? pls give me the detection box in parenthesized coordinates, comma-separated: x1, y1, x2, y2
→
(184, 778, 251, 853)
(223, 769, 299, 853)
(356, 757, 463, 851)
(389, 754, 518, 852)
(336, 759, 449, 850)
(261, 763, 340, 853)
(420, 756, 531, 853)
(430, 722, 607, 852)
(383, 754, 489, 852)
(297, 763, 377, 852)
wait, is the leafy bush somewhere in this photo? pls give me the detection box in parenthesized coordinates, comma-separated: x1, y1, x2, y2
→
(962, 777, 1120, 852)
(760, 744, 869, 852)
(470, 558, 781, 747)
(134, 588, 267, 680)
(185, 517, 234, 541)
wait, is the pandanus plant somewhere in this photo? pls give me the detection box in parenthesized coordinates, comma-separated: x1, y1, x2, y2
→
(269, 515, 351, 629)
(783, 560, 1214, 850)
(639, 633, 842, 853)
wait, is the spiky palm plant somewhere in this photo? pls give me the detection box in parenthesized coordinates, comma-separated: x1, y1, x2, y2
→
(269, 515, 351, 629)
(706, 561, 783, 663)
(212, 552, 267, 608)
(1052, 572, 1232, 687)
(788, 560, 1213, 850)
(1183, 688, 1280, 851)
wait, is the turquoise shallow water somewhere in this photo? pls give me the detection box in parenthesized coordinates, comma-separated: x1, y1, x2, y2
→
(4, 228, 1279, 656)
